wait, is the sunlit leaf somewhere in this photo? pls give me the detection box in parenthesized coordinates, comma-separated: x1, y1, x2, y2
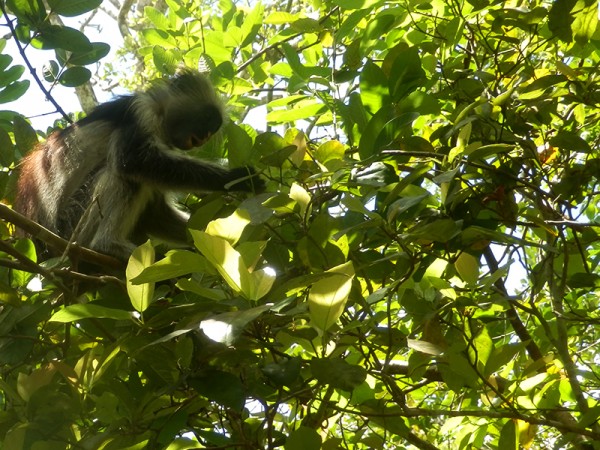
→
(126, 240, 156, 313)
(308, 261, 354, 331)
(205, 209, 251, 245)
(49, 304, 132, 322)
(455, 252, 479, 284)
(131, 250, 211, 283)
(199, 304, 272, 345)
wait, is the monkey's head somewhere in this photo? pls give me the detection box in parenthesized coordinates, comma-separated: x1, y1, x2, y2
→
(154, 70, 225, 150)
(164, 101, 224, 150)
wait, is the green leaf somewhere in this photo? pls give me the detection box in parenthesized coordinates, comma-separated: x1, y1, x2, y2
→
(359, 59, 389, 114)
(567, 272, 600, 288)
(0, 54, 13, 72)
(0, 127, 14, 166)
(58, 66, 91, 87)
(68, 42, 110, 65)
(12, 114, 37, 153)
(0, 65, 25, 87)
(6, 0, 45, 24)
(188, 370, 245, 410)
(407, 338, 444, 356)
(47, 0, 102, 16)
(455, 252, 479, 284)
(572, 0, 598, 43)
(164, 0, 191, 20)
(498, 420, 518, 450)
(388, 48, 427, 101)
(408, 218, 460, 243)
(42, 60, 60, 82)
(126, 240, 156, 313)
(285, 426, 322, 450)
(33, 25, 93, 52)
(267, 100, 326, 123)
(239, 2, 264, 47)
(11, 239, 36, 286)
(142, 29, 176, 48)
(0, 80, 29, 103)
(199, 304, 272, 345)
(518, 75, 567, 100)
(281, 42, 308, 79)
(260, 145, 297, 167)
(253, 132, 288, 155)
(191, 231, 244, 293)
(314, 140, 345, 164)
(289, 183, 311, 218)
(549, 131, 591, 153)
(225, 123, 253, 167)
(153, 46, 179, 75)
(333, 0, 382, 10)
(308, 261, 354, 332)
(262, 358, 301, 387)
(205, 209, 251, 245)
(131, 250, 211, 283)
(471, 326, 493, 370)
(264, 11, 298, 24)
(291, 18, 321, 33)
(438, 351, 479, 390)
(358, 106, 416, 159)
(0, 280, 19, 305)
(311, 357, 367, 391)
(49, 304, 132, 322)
(467, 143, 516, 160)
(144, 6, 170, 30)
(191, 231, 274, 300)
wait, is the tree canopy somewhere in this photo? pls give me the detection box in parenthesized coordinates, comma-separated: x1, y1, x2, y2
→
(1, 0, 600, 448)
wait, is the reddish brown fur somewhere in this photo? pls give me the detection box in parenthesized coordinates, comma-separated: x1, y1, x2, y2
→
(15, 146, 47, 224)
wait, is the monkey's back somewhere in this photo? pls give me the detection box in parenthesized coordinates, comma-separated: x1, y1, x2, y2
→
(16, 118, 117, 236)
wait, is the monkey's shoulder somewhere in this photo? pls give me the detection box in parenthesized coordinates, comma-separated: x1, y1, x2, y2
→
(78, 96, 137, 127)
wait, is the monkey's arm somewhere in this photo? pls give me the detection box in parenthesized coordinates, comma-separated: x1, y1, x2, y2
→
(115, 133, 262, 192)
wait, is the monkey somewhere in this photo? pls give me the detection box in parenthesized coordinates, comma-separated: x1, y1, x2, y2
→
(15, 69, 263, 260)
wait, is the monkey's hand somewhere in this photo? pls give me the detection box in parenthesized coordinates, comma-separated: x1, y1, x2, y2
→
(226, 167, 265, 192)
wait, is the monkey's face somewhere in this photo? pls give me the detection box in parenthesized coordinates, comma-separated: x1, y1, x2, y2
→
(164, 101, 224, 150)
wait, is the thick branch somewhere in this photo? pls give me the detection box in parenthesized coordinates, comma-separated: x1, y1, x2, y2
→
(0, 204, 124, 270)
(483, 247, 543, 361)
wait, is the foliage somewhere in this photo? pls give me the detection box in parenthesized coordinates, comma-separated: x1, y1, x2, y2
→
(1, 0, 600, 448)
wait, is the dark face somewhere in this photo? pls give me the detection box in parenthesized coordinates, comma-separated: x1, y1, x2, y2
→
(165, 102, 223, 150)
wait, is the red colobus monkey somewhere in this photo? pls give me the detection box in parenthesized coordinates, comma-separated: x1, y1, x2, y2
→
(16, 70, 262, 259)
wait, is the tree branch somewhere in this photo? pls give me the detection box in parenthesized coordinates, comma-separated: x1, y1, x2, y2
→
(0, 204, 125, 270)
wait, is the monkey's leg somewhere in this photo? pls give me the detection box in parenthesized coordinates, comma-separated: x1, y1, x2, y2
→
(135, 195, 190, 245)
(79, 172, 152, 259)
